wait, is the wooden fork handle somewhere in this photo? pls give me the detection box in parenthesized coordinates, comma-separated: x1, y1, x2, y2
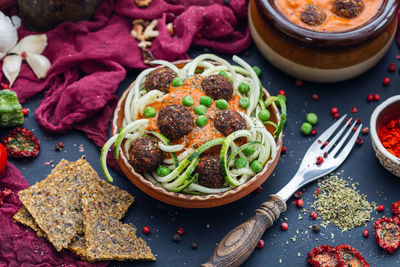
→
(201, 195, 286, 267)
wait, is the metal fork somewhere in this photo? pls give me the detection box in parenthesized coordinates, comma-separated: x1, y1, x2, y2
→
(202, 115, 362, 267)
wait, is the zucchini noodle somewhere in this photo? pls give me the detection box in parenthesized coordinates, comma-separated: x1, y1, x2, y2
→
(100, 54, 286, 195)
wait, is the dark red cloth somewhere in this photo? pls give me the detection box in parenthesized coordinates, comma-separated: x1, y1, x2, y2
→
(0, 0, 250, 149)
(0, 162, 108, 267)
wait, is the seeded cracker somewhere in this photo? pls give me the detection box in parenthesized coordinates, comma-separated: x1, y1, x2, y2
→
(82, 179, 155, 261)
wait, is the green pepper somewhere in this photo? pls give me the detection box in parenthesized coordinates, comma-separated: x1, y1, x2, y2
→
(0, 90, 24, 127)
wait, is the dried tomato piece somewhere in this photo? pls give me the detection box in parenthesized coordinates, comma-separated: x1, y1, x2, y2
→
(373, 217, 400, 253)
(336, 244, 369, 267)
(307, 245, 345, 267)
(392, 201, 400, 217)
(2, 127, 40, 158)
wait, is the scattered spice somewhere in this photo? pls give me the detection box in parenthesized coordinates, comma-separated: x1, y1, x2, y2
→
(362, 127, 369, 135)
(281, 222, 288, 231)
(377, 205, 384, 212)
(311, 174, 375, 231)
(312, 94, 319, 100)
(351, 107, 358, 113)
(277, 90, 286, 96)
(363, 229, 369, 237)
(255, 186, 263, 193)
(316, 156, 324, 165)
(310, 212, 318, 220)
(383, 77, 390, 86)
(22, 108, 29, 116)
(142, 226, 150, 235)
(295, 79, 303, 86)
(191, 242, 198, 249)
(355, 118, 361, 124)
(257, 239, 265, 248)
(172, 234, 181, 243)
(55, 142, 64, 151)
(315, 188, 321, 195)
(297, 199, 304, 207)
(330, 107, 338, 115)
(294, 191, 303, 199)
(373, 93, 381, 101)
(312, 224, 320, 233)
(378, 118, 400, 158)
(281, 146, 287, 154)
(78, 144, 85, 153)
(311, 129, 317, 136)
(333, 113, 340, 119)
(177, 227, 185, 235)
(389, 63, 397, 72)
(367, 94, 373, 102)
(356, 137, 363, 146)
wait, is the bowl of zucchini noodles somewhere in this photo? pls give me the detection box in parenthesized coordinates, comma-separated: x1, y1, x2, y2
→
(101, 54, 285, 208)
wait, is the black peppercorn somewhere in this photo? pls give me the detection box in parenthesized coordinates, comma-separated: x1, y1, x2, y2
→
(312, 224, 320, 233)
(173, 233, 181, 243)
(191, 242, 198, 249)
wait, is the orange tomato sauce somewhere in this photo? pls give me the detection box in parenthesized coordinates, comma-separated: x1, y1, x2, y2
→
(138, 75, 244, 151)
(274, 0, 382, 32)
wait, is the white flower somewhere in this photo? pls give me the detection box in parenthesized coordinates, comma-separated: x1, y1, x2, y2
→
(2, 34, 51, 86)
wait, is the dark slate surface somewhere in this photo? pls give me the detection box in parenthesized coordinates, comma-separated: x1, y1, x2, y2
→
(5, 43, 400, 266)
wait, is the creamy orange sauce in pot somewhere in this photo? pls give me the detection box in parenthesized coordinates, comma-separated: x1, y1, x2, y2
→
(274, 0, 382, 32)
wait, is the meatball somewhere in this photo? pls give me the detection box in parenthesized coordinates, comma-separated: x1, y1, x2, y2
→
(202, 74, 233, 101)
(214, 110, 247, 136)
(332, 0, 364, 18)
(300, 4, 326, 26)
(195, 155, 225, 188)
(157, 104, 193, 140)
(128, 136, 163, 174)
(144, 67, 177, 93)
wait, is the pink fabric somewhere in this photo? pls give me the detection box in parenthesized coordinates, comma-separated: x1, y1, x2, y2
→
(0, 162, 107, 267)
(0, 0, 250, 149)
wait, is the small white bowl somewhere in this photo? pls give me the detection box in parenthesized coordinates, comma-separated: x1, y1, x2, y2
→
(370, 95, 400, 177)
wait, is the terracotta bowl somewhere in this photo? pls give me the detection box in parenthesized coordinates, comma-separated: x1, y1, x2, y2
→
(112, 60, 283, 208)
(370, 95, 400, 177)
(249, 0, 398, 82)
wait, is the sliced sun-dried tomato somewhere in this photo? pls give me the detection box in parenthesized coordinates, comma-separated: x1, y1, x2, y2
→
(2, 127, 40, 158)
(373, 217, 400, 254)
(307, 245, 345, 267)
(336, 244, 369, 267)
(392, 201, 400, 217)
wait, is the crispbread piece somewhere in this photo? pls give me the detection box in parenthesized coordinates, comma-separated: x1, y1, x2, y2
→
(13, 207, 47, 238)
(18, 159, 97, 251)
(82, 179, 154, 261)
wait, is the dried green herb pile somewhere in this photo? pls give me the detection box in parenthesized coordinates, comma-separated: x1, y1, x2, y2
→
(311, 174, 375, 231)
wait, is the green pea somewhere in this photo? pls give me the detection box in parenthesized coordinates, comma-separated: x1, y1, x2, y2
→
(219, 71, 228, 78)
(243, 146, 255, 156)
(258, 110, 270, 122)
(182, 95, 194, 107)
(216, 99, 228, 110)
(253, 66, 262, 76)
(251, 160, 263, 173)
(157, 166, 171, 177)
(200, 96, 212, 107)
(144, 107, 156, 118)
(234, 158, 247, 169)
(194, 105, 207, 115)
(276, 95, 286, 107)
(301, 122, 313, 135)
(172, 77, 184, 87)
(239, 97, 250, 109)
(306, 113, 318, 125)
(196, 115, 208, 127)
(238, 82, 250, 94)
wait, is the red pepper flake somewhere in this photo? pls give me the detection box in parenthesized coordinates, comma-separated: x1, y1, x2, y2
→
(363, 229, 369, 237)
(323, 141, 328, 147)
(392, 200, 400, 217)
(373, 217, 400, 253)
(281, 222, 288, 231)
(21, 51, 27, 59)
(317, 139, 322, 144)
(255, 186, 263, 193)
(374, 94, 381, 101)
(311, 129, 317, 136)
(316, 156, 324, 165)
(2, 128, 40, 158)
(323, 152, 328, 158)
(333, 113, 340, 119)
(362, 127, 369, 135)
(355, 118, 361, 124)
(277, 90, 286, 96)
(315, 188, 321, 195)
(351, 107, 358, 113)
(2, 188, 11, 197)
(367, 94, 373, 102)
(281, 145, 287, 154)
(377, 205, 384, 212)
(310, 211, 318, 219)
(389, 63, 397, 72)
(295, 79, 303, 86)
(383, 77, 390, 86)
(22, 108, 29, 116)
(177, 227, 185, 235)
(356, 137, 363, 146)
(352, 127, 357, 133)
(336, 244, 369, 267)
(43, 160, 54, 165)
(307, 245, 344, 267)
(294, 190, 302, 199)
(55, 142, 64, 151)
(142, 226, 150, 235)
(312, 94, 319, 100)
(257, 239, 265, 248)
(330, 107, 338, 115)
(297, 199, 304, 207)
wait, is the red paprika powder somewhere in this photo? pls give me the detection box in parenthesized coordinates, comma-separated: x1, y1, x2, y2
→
(379, 118, 400, 158)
